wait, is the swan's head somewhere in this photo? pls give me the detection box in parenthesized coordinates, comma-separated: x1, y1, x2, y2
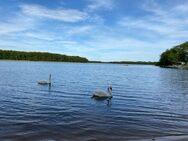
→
(109, 86, 112, 91)
(108, 86, 112, 94)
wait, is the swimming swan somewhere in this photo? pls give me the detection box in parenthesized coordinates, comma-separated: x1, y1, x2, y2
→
(92, 86, 112, 99)
(38, 74, 51, 85)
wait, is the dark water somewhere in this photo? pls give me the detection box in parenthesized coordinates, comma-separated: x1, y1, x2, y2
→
(0, 61, 188, 141)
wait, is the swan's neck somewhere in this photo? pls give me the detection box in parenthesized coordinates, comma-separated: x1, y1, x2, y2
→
(49, 74, 51, 83)
(108, 89, 112, 96)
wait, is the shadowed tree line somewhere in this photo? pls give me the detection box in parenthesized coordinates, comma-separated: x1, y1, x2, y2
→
(158, 42, 188, 66)
(110, 61, 156, 65)
(0, 50, 88, 62)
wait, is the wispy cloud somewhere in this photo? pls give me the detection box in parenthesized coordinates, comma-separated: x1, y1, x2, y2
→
(172, 2, 188, 13)
(118, 0, 188, 41)
(21, 4, 88, 22)
(86, 0, 114, 11)
(0, 15, 36, 35)
(0, 0, 188, 61)
(66, 25, 94, 36)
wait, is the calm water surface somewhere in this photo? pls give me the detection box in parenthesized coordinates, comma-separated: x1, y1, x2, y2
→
(0, 61, 188, 141)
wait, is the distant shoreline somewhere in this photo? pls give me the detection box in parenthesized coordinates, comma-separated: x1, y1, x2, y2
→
(109, 61, 157, 65)
(0, 49, 88, 63)
(160, 64, 188, 69)
(0, 49, 157, 65)
(0, 59, 157, 65)
(0, 59, 89, 64)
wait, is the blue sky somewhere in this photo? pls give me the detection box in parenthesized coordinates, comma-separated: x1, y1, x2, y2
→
(0, 0, 188, 61)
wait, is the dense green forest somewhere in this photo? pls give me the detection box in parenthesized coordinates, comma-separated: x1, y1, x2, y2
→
(0, 50, 88, 62)
(158, 42, 188, 66)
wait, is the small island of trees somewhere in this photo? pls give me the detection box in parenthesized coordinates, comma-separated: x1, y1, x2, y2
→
(158, 42, 188, 68)
(0, 50, 89, 63)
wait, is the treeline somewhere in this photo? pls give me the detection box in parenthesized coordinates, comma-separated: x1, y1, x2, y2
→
(110, 61, 157, 65)
(158, 42, 188, 66)
(0, 50, 89, 62)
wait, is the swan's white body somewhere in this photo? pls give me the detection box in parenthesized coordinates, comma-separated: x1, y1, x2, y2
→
(92, 86, 112, 99)
(38, 80, 50, 85)
(38, 74, 51, 85)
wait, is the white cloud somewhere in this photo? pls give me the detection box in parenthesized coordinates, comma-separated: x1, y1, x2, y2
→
(118, 18, 169, 35)
(174, 3, 188, 13)
(21, 4, 88, 22)
(86, 0, 114, 11)
(24, 32, 55, 41)
(1, 0, 188, 61)
(118, 0, 188, 40)
(0, 15, 36, 35)
(66, 25, 94, 36)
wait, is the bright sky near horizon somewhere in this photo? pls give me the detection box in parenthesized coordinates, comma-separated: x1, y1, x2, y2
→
(0, 0, 188, 61)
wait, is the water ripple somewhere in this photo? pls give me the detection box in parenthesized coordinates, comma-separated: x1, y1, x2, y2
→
(0, 62, 188, 140)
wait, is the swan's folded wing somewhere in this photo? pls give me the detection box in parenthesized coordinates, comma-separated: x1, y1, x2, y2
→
(38, 80, 49, 84)
(93, 90, 108, 97)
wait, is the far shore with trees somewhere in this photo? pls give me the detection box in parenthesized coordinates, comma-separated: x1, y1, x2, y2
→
(0, 49, 156, 65)
(1, 42, 188, 68)
(0, 50, 89, 63)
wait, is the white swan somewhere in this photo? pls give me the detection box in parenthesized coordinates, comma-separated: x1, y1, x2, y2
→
(38, 74, 51, 85)
(92, 86, 113, 99)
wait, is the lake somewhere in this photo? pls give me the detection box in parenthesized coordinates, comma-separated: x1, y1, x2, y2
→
(0, 61, 188, 141)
